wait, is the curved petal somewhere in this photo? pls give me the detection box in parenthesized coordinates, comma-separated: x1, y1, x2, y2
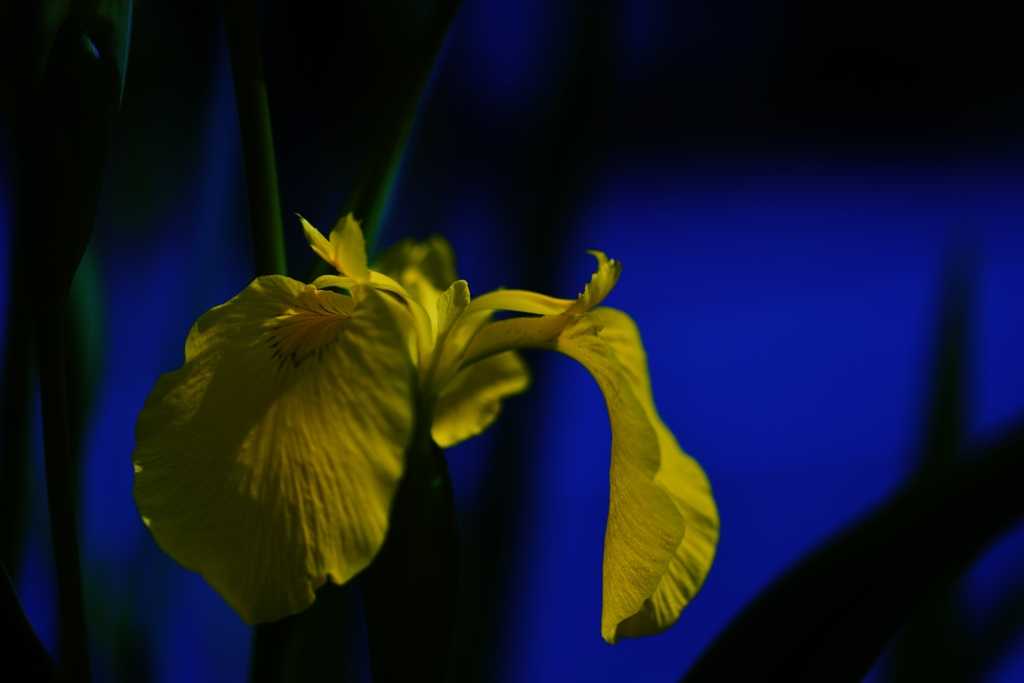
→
(565, 251, 621, 316)
(590, 307, 719, 642)
(460, 312, 686, 643)
(431, 350, 530, 448)
(463, 251, 621, 318)
(465, 289, 572, 316)
(314, 271, 434, 371)
(133, 276, 415, 624)
(460, 314, 569, 367)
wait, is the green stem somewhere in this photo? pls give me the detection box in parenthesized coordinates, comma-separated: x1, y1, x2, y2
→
(35, 313, 90, 683)
(361, 408, 459, 683)
(248, 614, 297, 683)
(222, 0, 287, 277)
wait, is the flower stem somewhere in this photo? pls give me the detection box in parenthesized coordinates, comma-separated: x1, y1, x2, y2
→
(248, 614, 297, 683)
(35, 314, 91, 683)
(361, 410, 459, 683)
(222, 0, 287, 277)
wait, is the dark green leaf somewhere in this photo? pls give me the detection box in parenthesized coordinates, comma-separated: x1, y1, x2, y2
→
(76, 0, 133, 108)
(681, 424, 1024, 683)
(1, 559, 62, 682)
(889, 246, 974, 682)
(306, 0, 463, 281)
(27, 10, 118, 314)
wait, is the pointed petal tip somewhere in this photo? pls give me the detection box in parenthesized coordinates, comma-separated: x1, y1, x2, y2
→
(331, 213, 370, 282)
(563, 250, 621, 315)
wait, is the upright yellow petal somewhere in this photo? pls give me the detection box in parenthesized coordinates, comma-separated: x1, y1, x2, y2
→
(300, 214, 369, 282)
(374, 235, 458, 324)
(133, 277, 414, 624)
(590, 307, 719, 642)
(432, 350, 530, 448)
(435, 280, 471, 343)
(300, 215, 336, 270)
(375, 234, 458, 296)
(329, 214, 369, 282)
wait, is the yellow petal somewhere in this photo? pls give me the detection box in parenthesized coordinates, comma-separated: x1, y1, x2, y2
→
(374, 234, 458, 296)
(300, 214, 369, 282)
(590, 307, 719, 642)
(330, 214, 369, 282)
(460, 314, 569, 367)
(463, 252, 620, 318)
(435, 280, 471, 343)
(565, 251, 621, 316)
(133, 276, 414, 624)
(464, 289, 572, 316)
(300, 215, 335, 269)
(373, 234, 458, 322)
(431, 350, 530, 448)
(460, 311, 686, 644)
(449, 252, 621, 377)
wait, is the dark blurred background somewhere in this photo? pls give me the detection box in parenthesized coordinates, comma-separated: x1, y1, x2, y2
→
(5, 0, 1024, 681)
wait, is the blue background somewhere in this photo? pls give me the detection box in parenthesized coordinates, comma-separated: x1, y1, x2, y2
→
(4, 0, 1024, 681)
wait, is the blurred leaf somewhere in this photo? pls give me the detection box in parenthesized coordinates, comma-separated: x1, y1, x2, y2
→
(64, 241, 104, 484)
(919, 246, 974, 477)
(73, 0, 132, 105)
(965, 577, 1024, 681)
(0, 0, 55, 580)
(0, 289, 33, 571)
(889, 247, 974, 683)
(307, 0, 463, 281)
(681, 424, 1024, 683)
(1, 559, 62, 682)
(222, 0, 287, 278)
(361, 434, 459, 683)
(27, 10, 119, 314)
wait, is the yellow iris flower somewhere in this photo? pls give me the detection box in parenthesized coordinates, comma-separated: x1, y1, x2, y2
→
(132, 215, 719, 644)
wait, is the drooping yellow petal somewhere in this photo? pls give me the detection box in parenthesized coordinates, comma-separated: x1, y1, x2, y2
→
(460, 314, 569, 367)
(133, 277, 414, 625)
(589, 307, 719, 642)
(300, 214, 369, 282)
(464, 289, 572, 316)
(459, 311, 687, 644)
(463, 252, 620, 318)
(448, 251, 622, 380)
(565, 251, 621, 316)
(431, 350, 530, 448)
